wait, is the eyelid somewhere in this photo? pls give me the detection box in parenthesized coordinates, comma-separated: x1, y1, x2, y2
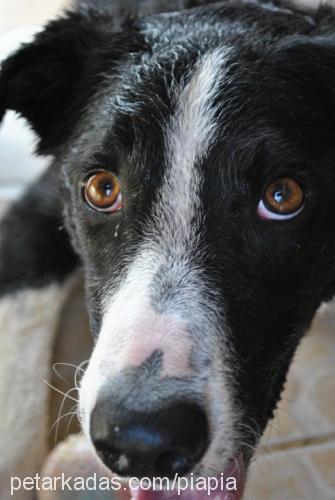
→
(257, 199, 305, 221)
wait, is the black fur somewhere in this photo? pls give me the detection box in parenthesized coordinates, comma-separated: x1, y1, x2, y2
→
(0, 10, 146, 154)
(0, 166, 78, 296)
(2, 0, 335, 480)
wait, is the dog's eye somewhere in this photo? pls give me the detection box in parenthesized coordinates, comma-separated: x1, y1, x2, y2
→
(83, 171, 123, 213)
(258, 178, 305, 220)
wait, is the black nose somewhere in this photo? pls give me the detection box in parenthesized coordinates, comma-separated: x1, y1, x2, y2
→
(90, 400, 209, 478)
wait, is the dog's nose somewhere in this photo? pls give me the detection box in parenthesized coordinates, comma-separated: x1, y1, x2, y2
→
(90, 400, 209, 478)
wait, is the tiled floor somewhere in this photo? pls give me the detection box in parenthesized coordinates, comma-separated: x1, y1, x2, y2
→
(245, 304, 335, 499)
(1, 1, 335, 498)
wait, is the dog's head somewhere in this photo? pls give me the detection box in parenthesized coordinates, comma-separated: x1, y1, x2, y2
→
(2, 1, 335, 497)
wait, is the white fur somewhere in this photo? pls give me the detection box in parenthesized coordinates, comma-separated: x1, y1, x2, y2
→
(154, 48, 226, 249)
(80, 50, 237, 474)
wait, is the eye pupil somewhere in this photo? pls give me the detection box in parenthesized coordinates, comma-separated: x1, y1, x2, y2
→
(103, 182, 113, 197)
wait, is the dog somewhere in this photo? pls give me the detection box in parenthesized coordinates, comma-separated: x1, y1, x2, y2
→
(1, 0, 335, 498)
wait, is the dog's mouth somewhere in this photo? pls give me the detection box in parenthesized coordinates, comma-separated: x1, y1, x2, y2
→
(129, 456, 246, 500)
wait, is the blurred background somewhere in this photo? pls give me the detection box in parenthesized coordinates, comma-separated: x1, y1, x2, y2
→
(0, 0, 69, 198)
(0, 0, 68, 30)
(1, 1, 335, 499)
(0, 0, 91, 458)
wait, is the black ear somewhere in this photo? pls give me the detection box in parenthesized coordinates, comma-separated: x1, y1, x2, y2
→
(274, 34, 335, 96)
(0, 10, 145, 154)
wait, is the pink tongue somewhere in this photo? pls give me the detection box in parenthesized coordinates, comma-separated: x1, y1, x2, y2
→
(130, 457, 245, 500)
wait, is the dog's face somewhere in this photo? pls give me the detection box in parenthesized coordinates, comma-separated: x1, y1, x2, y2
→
(2, 2, 335, 498)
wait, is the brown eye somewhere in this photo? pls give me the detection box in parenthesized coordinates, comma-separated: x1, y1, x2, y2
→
(258, 178, 305, 220)
(83, 171, 123, 213)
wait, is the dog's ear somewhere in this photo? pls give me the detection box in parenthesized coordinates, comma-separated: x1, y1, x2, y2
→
(274, 35, 335, 103)
(0, 10, 145, 154)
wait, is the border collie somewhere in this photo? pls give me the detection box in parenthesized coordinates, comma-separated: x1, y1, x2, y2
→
(1, 0, 335, 498)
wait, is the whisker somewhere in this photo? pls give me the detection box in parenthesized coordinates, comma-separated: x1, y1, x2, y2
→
(56, 387, 79, 443)
(46, 360, 88, 442)
(53, 361, 88, 374)
(49, 409, 77, 436)
(74, 359, 89, 390)
(65, 405, 79, 435)
(52, 363, 72, 386)
(43, 379, 79, 403)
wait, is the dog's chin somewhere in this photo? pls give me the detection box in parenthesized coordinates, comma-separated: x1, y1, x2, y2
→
(128, 455, 246, 500)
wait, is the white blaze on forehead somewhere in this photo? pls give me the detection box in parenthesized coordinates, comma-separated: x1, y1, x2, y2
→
(80, 49, 228, 433)
(153, 48, 226, 248)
